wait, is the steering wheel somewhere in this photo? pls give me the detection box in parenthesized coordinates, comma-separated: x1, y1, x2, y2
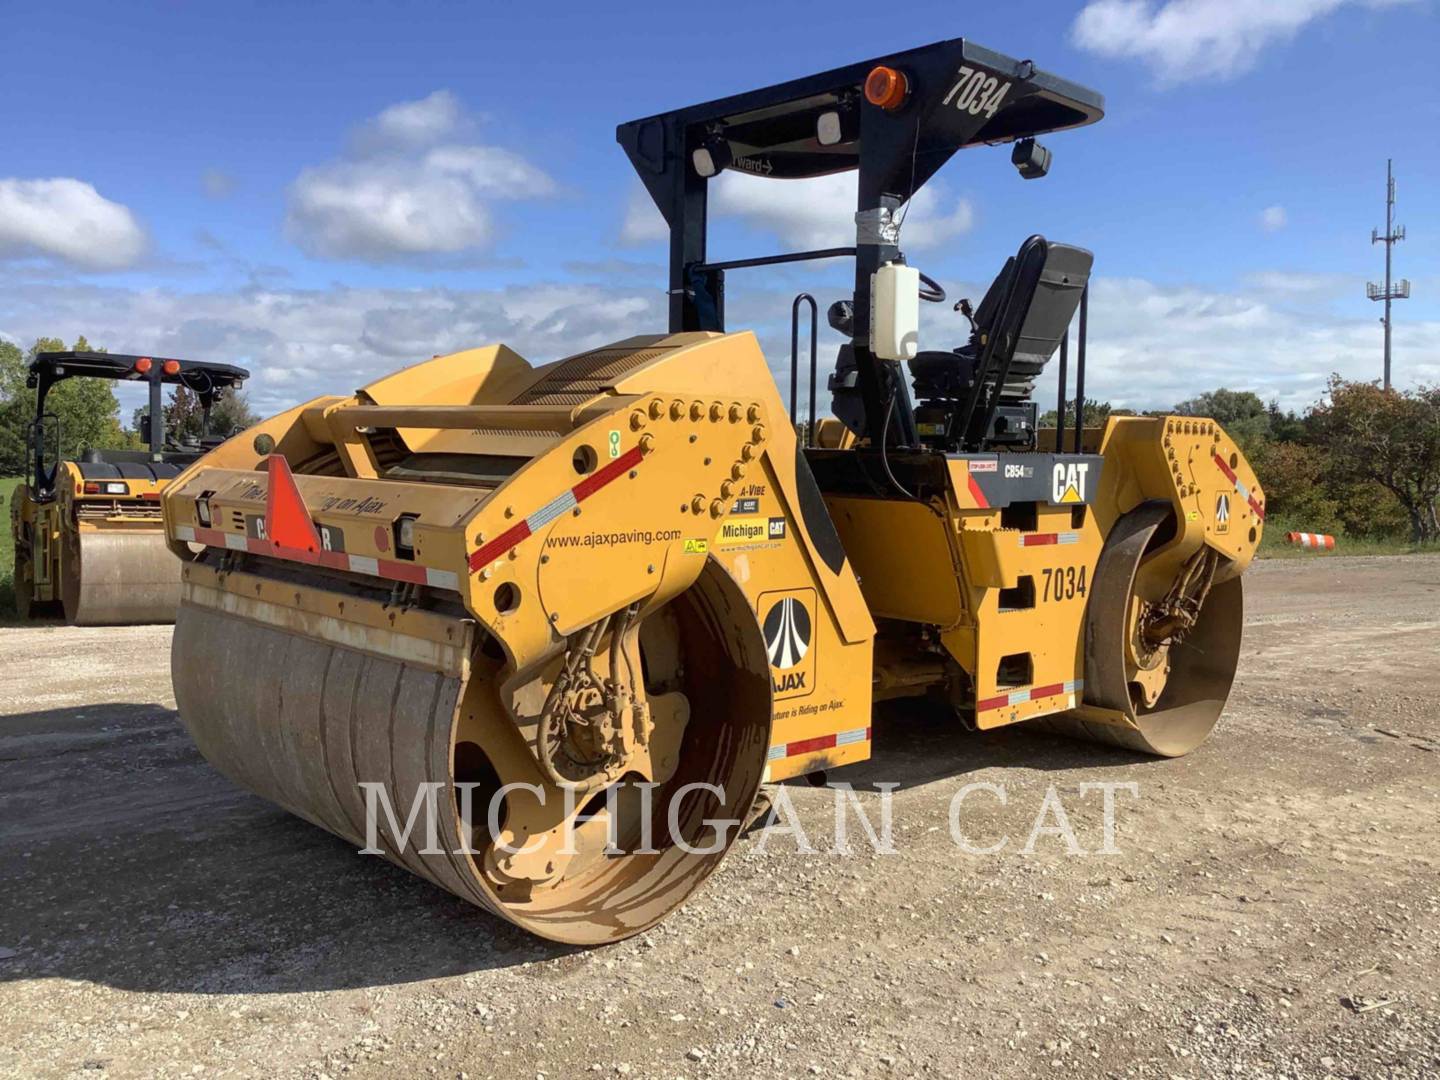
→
(918, 271, 946, 304)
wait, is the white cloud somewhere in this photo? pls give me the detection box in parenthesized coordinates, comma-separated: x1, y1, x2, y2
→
(0, 178, 146, 269)
(1079, 275, 1439, 411)
(619, 186, 669, 246)
(620, 171, 975, 252)
(2, 261, 1432, 426)
(1241, 270, 1357, 299)
(0, 272, 664, 416)
(285, 91, 554, 263)
(1071, 0, 1414, 84)
(1260, 205, 1288, 231)
(359, 90, 466, 150)
(712, 171, 974, 251)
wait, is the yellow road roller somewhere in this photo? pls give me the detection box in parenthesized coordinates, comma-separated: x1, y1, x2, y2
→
(163, 38, 1263, 943)
(10, 350, 249, 623)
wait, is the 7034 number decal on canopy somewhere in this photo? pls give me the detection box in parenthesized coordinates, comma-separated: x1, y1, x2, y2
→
(942, 65, 1012, 119)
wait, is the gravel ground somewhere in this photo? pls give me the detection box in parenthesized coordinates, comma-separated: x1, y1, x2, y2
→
(1, 555, 1437, 1079)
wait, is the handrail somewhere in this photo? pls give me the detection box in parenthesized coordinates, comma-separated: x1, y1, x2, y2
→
(1073, 284, 1088, 453)
(28, 413, 60, 496)
(327, 403, 578, 433)
(1055, 330, 1068, 453)
(789, 293, 818, 445)
(697, 247, 855, 275)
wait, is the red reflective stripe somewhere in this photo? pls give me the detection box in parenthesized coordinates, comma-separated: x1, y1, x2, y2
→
(189, 525, 436, 585)
(188, 441, 646, 583)
(771, 727, 873, 762)
(786, 733, 839, 757)
(966, 471, 989, 509)
(267, 541, 320, 566)
(1214, 451, 1264, 520)
(377, 558, 428, 585)
(467, 444, 645, 573)
(317, 549, 349, 571)
(977, 683, 1070, 713)
(1212, 451, 1238, 485)
(1022, 533, 1059, 546)
(467, 520, 532, 573)
(574, 445, 644, 501)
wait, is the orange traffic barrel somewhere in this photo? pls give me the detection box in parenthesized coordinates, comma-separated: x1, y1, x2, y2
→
(1286, 531, 1336, 551)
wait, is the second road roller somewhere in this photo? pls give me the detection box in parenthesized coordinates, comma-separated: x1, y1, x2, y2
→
(11, 350, 249, 624)
(162, 37, 1263, 943)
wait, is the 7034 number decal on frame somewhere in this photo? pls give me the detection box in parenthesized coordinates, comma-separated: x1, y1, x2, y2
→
(1042, 565, 1088, 602)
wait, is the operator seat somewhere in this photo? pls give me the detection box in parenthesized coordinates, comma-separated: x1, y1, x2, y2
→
(910, 235, 1093, 405)
(908, 235, 1091, 448)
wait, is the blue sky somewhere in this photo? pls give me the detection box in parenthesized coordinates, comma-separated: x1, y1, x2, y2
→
(1, 0, 1436, 421)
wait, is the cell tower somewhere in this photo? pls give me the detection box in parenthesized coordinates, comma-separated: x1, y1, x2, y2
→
(1367, 158, 1409, 390)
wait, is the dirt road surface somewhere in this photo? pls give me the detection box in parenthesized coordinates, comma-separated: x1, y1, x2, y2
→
(1, 555, 1437, 1079)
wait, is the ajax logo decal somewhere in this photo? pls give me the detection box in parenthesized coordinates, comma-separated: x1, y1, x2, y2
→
(760, 589, 817, 698)
(1215, 492, 1230, 533)
(764, 597, 811, 670)
(1052, 462, 1090, 504)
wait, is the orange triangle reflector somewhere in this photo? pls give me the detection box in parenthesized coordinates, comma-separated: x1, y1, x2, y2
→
(264, 454, 322, 552)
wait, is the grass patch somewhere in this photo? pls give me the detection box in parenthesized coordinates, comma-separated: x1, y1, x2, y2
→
(1258, 513, 1440, 559)
(0, 475, 23, 616)
(0, 476, 20, 612)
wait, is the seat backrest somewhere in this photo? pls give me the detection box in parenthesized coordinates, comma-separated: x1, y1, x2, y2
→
(971, 256, 1017, 339)
(971, 237, 1092, 401)
(1006, 242, 1092, 392)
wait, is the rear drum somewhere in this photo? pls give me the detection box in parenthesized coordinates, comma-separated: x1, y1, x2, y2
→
(1035, 504, 1244, 757)
(172, 563, 772, 944)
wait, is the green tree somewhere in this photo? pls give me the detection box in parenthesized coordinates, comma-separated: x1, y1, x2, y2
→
(1, 336, 136, 478)
(1246, 437, 1343, 537)
(148, 385, 259, 445)
(1309, 377, 1440, 543)
(161, 386, 205, 443)
(1038, 398, 1118, 429)
(0, 340, 30, 476)
(1174, 388, 1270, 451)
(1265, 400, 1307, 444)
(210, 388, 258, 437)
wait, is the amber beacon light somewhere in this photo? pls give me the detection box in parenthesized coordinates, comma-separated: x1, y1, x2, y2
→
(864, 65, 909, 111)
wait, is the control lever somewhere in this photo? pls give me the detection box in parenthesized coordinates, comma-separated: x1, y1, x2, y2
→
(954, 297, 977, 334)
